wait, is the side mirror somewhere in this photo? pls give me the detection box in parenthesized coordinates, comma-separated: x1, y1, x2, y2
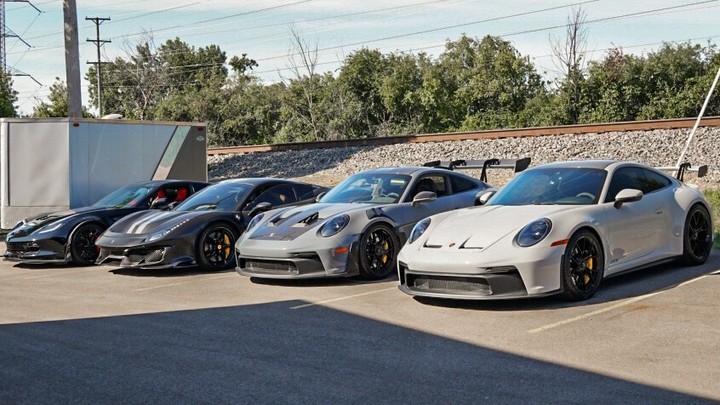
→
(475, 189, 496, 206)
(613, 188, 643, 209)
(412, 191, 437, 207)
(315, 192, 327, 203)
(150, 198, 169, 209)
(246, 202, 273, 217)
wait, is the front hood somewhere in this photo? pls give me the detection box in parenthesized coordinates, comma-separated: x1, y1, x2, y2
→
(425, 205, 574, 249)
(108, 210, 207, 235)
(249, 203, 376, 241)
(9, 206, 113, 238)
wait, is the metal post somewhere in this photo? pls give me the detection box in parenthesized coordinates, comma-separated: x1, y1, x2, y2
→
(86, 17, 110, 117)
(676, 65, 720, 169)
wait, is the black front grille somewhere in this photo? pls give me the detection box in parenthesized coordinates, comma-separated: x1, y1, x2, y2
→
(124, 248, 165, 266)
(243, 259, 298, 275)
(408, 274, 492, 296)
(6, 242, 39, 253)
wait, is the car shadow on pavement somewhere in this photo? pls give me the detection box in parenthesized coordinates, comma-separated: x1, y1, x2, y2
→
(249, 274, 398, 287)
(0, 300, 715, 404)
(412, 251, 720, 311)
(106, 266, 235, 277)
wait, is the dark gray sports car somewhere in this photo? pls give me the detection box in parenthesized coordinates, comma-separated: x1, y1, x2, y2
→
(4, 180, 209, 265)
(236, 159, 529, 280)
(95, 178, 328, 271)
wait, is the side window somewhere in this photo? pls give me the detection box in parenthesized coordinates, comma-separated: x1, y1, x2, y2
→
(449, 174, 479, 194)
(605, 167, 667, 202)
(250, 184, 298, 207)
(638, 169, 671, 194)
(293, 184, 316, 201)
(408, 175, 447, 200)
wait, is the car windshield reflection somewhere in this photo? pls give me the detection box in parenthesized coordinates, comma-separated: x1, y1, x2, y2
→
(321, 173, 411, 204)
(175, 183, 250, 212)
(92, 184, 153, 208)
(488, 168, 607, 206)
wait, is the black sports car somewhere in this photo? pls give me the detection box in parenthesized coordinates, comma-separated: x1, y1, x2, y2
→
(95, 178, 328, 271)
(4, 180, 209, 265)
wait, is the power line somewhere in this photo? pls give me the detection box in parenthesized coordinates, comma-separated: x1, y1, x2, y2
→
(86, 16, 110, 116)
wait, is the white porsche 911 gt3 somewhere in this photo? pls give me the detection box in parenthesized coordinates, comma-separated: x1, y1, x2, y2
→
(397, 160, 713, 301)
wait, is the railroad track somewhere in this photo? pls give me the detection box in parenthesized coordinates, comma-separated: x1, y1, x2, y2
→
(207, 117, 720, 156)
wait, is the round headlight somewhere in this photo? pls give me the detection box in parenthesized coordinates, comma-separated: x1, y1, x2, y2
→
(408, 217, 431, 244)
(516, 218, 552, 247)
(319, 214, 349, 237)
(247, 212, 265, 231)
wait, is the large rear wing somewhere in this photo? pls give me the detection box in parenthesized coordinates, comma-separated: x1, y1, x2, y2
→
(424, 158, 531, 182)
(655, 163, 708, 182)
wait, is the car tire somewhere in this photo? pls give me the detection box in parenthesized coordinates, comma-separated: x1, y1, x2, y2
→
(358, 223, 399, 280)
(682, 204, 712, 266)
(560, 229, 604, 301)
(69, 223, 106, 266)
(196, 223, 238, 271)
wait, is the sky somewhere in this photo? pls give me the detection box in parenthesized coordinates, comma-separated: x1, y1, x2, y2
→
(5, 0, 720, 116)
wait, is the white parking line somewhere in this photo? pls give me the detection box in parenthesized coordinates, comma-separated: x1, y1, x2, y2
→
(290, 287, 397, 309)
(133, 274, 234, 291)
(527, 269, 720, 334)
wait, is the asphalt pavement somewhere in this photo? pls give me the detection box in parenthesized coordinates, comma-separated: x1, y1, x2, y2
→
(1, 246, 718, 404)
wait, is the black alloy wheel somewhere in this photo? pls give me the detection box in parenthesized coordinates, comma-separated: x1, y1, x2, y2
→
(70, 223, 106, 265)
(358, 223, 399, 280)
(682, 205, 712, 265)
(561, 230, 604, 301)
(197, 224, 238, 271)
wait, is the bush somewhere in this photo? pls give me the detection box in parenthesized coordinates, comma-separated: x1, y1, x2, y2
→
(703, 188, 720, 249)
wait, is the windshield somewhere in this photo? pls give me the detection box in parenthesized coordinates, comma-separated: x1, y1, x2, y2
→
(92, 184, 153, 208)
(174, 182, 250, 212)
(489, 167, 607, 206)
(321, 173, 411, 204)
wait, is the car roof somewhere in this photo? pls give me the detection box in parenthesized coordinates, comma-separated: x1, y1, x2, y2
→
(215, 178, 306, 186)
(530, 160, 623, 171)
(357, 166, 446, 176)
(127, 179, 208, 187)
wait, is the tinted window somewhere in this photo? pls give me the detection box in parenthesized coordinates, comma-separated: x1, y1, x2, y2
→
(250, 184, 298, 207)
(605, 167, 671, 202)
(449, 174, 479, 193)
(408, 175, 447, 201)
(175, 182, 251, 212)
(93, 184, 153, 208)
(293, 184, 317, 201)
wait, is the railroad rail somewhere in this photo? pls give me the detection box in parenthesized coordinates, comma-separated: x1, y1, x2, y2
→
(207, 117, 720, 156)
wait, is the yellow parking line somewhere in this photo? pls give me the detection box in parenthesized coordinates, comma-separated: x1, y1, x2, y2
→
(290, 287, 397, 309)
(133, 274, 234, 291)
(528, 270, 719, 334)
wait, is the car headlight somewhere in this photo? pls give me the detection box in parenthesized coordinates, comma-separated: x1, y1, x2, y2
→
(408, 217, 431, 244)
(516, 218, 552, 247)
(247, 212, 265, 231)
(37, 220, 67, 234)
(145, 230, 169, 243)
(318, 214, 349, 237)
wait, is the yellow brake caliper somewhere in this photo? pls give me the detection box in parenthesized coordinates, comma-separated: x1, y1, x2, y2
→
(583, 257, 593, 284)
(223, 234, 231, 258)
(381, 241, 389, 264)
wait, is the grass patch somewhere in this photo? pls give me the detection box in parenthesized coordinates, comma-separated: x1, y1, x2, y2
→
(703, 188, 720, 249)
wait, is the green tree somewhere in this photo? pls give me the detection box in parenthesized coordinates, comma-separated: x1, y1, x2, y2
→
(438, 35, 546, 130)
(32, 78, 91, 118)
(0, 71, 18, 117)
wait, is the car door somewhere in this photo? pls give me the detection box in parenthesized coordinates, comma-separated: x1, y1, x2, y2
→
(390, 173, 458, 237)
(603, 166, 674, 273)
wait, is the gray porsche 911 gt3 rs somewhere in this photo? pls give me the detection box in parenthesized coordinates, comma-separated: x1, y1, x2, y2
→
(236, 159, 529, 280)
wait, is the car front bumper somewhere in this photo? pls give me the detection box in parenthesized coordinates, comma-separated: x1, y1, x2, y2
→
(3, 237, 68, 264)
(235, 234, 360, 279)
(96, 234, 196, 269)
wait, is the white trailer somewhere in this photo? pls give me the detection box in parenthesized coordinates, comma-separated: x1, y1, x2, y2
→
(0, 118, 207, 229)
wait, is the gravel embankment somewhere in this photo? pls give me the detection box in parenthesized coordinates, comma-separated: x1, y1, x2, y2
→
(208, 128, 720, 189)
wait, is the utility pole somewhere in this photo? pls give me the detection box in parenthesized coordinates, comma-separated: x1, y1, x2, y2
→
(63, 0, 82, 117)
(85, 16, 109, 117)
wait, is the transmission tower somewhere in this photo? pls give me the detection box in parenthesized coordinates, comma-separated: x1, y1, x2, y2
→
(85, 16, 110, 116)
(1, 0, 41, 83)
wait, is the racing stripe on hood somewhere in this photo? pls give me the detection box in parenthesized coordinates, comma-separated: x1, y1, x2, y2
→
(127, 211, 178, 234)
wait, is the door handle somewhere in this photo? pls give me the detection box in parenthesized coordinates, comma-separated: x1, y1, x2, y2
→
(654, 210, 664, 215)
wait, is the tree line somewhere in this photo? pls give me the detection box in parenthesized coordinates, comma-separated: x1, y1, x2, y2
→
(2, 33, 720, 147)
